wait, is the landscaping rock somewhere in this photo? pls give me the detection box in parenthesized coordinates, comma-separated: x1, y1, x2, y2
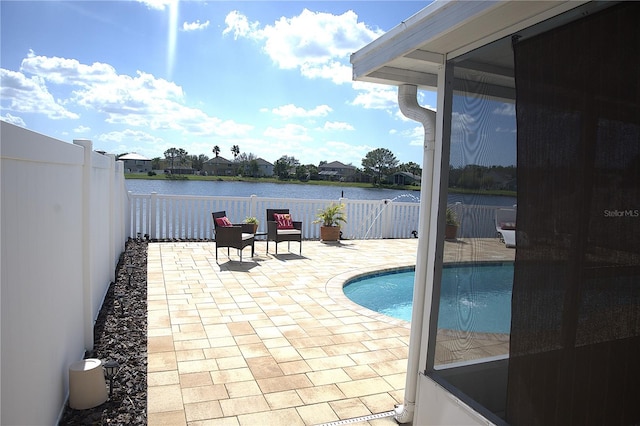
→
(59, 239, 147, 425)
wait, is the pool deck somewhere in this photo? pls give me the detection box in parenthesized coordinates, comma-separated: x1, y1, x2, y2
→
(147, 238, 515, 425)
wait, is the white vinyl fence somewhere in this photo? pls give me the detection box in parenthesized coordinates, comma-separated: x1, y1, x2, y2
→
(127, 193, 503, 240)
(447, 202, 506, 239)
(127, 193, 420, 240)
(1, 122, 128, 426)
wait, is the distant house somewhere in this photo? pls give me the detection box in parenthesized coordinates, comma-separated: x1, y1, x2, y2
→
(165, 167, 195, 175)
(391, 171, 421, 186)
(204, 156, 234, 176)
(318, 161, 357, 181)
(255, 158, 274, 177)
(119, 153, 151, 173)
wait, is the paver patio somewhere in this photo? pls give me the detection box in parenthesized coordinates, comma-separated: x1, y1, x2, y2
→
(147, 238, 514, 425)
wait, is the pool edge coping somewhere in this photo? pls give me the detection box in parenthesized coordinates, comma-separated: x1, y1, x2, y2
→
(325, 261, 515, 339)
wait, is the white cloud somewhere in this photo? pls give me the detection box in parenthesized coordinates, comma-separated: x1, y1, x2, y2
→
(223, 10, 261, 40)
(270, 104, 332, 119)
(98, 129, 164, 144)
(452, 111, 476, 127)
(351, 81, 397, 111)
(13, 53, 253, 138)
(136, 0, 174, 11)
(404, 126, 426, 146)
(451, 111, 477, 143)
(223, 9, 382, 84)
(0, 68, 79, 119)
(322, 121, 354, 131)
(300, 60, 352, 85)
(21, 50, 116, 85)
(97, 129, 168, 158)
(1, 113, 26, 127)
(494, 103, 515, 116)
(308, 139, 371, 166)
(183, 113, 254, 137)
(351, 83, 437, 119)
(263, 123, 312, 142)
(74, 125, 90, 133)
(183, 20, 209, 32)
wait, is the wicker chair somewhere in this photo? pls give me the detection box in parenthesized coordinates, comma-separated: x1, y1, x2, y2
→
(212, 211, 255, 262)
(266, 209, 302, 255)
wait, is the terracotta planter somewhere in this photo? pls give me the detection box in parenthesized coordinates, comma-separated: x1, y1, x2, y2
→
(445, 224, 458, 240)
(320, 226, 341, 242)
(242, 223, 258, 234)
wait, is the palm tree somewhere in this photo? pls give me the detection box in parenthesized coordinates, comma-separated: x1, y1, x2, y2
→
(176, 148, 188, 173)
(231, 145, 240, 159)
(212, 145, 220, 157)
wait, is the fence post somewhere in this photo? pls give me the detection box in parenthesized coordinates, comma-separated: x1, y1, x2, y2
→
(116, 163, 126, 246)
(150, 192, 157, 240)
(383, 199, 393, 238)
(250, 194, 257, 218)
(107, 154, 116, 283)
(127, 191, 132, 239)
(73, 139, 94, 351)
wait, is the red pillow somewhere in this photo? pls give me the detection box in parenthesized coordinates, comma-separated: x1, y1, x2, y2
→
(215, 216, 233, 227)
(273, 213, 294, 229)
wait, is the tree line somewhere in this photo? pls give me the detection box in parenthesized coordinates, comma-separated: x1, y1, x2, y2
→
(448, 164, 516, 191)
(136, 146, 421, 185)
(123, 145, 514, 191)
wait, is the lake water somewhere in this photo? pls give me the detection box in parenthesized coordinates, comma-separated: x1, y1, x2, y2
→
(125, 179, 517, 206)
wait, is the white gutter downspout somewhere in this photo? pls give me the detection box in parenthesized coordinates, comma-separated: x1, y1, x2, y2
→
(395, 84, 436, 424)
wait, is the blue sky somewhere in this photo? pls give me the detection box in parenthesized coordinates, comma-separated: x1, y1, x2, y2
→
(1, 1, 516, 168)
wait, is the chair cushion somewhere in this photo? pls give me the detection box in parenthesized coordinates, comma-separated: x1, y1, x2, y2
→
(277, 229, 301, 235)
(215, 216, 233, 227)
(274, 213, 294, 229)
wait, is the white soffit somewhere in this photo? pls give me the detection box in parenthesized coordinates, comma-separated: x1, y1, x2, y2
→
(350, 0, 587, 89)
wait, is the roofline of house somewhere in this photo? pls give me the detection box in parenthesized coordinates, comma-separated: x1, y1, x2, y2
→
(350, 0, 587, 89)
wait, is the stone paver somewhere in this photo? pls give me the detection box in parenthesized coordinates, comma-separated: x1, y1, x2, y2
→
(148, 238, 514, 425)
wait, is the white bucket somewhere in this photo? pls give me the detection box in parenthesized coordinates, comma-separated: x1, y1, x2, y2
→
(68, 358, 108, 409)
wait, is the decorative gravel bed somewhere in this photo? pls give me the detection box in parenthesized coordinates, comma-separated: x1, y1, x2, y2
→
(59, 239, 148, 425)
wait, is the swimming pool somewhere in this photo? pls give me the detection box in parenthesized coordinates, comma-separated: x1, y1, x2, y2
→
(343, 262, 514, 334)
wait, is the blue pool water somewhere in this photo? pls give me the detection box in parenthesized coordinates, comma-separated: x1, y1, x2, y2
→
(343, 263, 514, 334)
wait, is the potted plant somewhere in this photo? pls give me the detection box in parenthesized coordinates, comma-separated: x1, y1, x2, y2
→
(243, 216, 259, 233)
(445, 207, 459, 240)
(313, 203, 346, 242)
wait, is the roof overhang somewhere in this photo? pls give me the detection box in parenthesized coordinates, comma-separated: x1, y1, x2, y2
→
(350, 0, 589, 91)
